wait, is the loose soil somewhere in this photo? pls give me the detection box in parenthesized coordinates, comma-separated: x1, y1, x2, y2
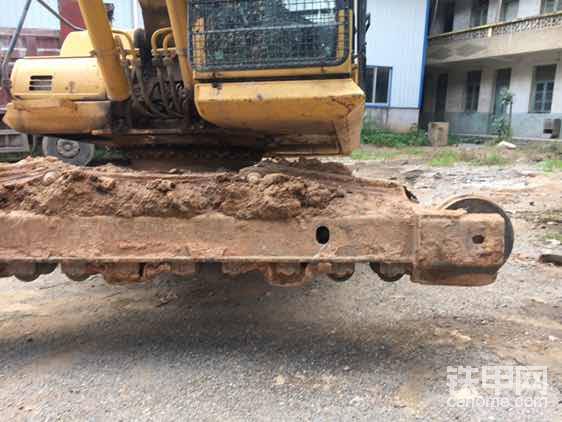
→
(0, 157, 361, 221)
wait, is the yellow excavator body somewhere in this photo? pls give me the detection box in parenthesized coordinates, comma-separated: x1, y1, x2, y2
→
(0, 0, 514, 287)
(4, 0, 364, 155)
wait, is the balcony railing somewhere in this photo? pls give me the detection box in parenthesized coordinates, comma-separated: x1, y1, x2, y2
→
(429, 11, 562, 44)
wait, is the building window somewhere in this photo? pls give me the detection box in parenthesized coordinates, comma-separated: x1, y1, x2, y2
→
(471, 0, 489, 27)
(531, 65, 556, 113)
(542, 0, 562, 13)
(465, 70, 482, 112)
(365, 66, 392, 105)
(443, 1, 455, 32)
(493, 68, 512, 115)
(500, 0, 519, 21)
(435, 73, 449, 120)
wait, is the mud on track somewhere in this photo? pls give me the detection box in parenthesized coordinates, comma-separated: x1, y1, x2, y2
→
(0, 157, 411, 221)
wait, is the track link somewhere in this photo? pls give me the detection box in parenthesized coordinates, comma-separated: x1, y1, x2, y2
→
(0, 157, 512, 286)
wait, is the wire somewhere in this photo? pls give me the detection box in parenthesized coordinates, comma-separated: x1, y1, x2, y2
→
(1, 0, 85, 97)
(36, 0, 85, 32)
(1, 0, 33, 95)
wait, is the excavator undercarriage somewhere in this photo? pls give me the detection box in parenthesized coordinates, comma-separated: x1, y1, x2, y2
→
(0, 157, 512, 286)
(0, 0, 513, 287)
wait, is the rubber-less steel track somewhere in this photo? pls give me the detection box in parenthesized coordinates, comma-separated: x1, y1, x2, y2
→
(0, 157, 512, 286)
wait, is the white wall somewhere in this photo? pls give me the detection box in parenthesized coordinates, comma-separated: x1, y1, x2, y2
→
(111, 0, 137, 29)
(479, 68, 495, 112)
(366, 0, 429, 109)
(510, 62, 534, 113)
(518, 0, 542, 18)
(365, 108, 421, 132)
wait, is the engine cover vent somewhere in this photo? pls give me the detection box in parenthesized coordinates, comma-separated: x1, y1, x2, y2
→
(29, 75, 53, 91)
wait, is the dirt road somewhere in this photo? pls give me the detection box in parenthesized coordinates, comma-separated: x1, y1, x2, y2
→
(0, 154, 561, 421)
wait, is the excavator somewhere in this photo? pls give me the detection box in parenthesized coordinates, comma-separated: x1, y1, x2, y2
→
(0, 0, 513, 287)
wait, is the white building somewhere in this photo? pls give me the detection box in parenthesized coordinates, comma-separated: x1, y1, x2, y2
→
(423, 0, 562, 139)
(363, 0, 431, 132)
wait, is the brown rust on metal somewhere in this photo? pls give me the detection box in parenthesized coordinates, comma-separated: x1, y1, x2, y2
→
(0, 157, 509, 286)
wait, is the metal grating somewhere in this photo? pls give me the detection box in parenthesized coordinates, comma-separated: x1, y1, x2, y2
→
(189, 0, 351, 72)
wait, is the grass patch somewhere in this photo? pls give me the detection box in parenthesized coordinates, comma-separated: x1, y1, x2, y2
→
(429, 148, 512, 167)
(352, 145, 513, 166)
(350, 149, 401, 161)
(400, 147, 425, 156)
(0, 152, 28, 163)
(361, 128, 476, 148)
(472, 151, 511, 166)
(447, 134, 464, 145)
(350, 146, 427, 161)
(429, 150, 461, 167)
(544, 232, 562, 243)
(362, 128, 429, 148)
(541, 159, 562, 172)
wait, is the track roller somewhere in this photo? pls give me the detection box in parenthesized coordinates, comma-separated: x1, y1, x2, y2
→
(1, 262, 57, 282)
(369, 262, 408, 282)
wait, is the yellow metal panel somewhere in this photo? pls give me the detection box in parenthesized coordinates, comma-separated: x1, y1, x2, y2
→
(3, 100, 110, 135)
(61, 30, 136, 57)
(77, 0, 130, 101)
(193, 58, 352, 81)
(60, 31, 94, 57)
(11, 57, 106, 100)
(165, 0, 194, 88)
(195, 79, 365, 154)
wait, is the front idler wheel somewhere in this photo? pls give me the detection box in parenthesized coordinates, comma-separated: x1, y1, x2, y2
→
(440, 195, 514, 263)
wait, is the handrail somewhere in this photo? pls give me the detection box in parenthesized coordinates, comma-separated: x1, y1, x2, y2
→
(429, 10, 562, 41)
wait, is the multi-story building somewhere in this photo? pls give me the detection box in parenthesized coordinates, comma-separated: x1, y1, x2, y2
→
(364, 0, 431, 132)
(423, 0, 562, 139)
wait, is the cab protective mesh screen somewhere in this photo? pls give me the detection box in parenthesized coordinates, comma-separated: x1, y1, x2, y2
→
(189, 0, 350, 72)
